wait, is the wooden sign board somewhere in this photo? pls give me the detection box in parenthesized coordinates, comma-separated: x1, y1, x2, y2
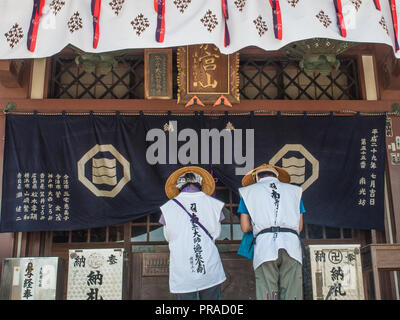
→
(142, 253, 169, 277)
(177, 44, 240, 104)
(308, 245, 364, 300)
(144, 49, 173, 99)
(67, 249, 125, 300)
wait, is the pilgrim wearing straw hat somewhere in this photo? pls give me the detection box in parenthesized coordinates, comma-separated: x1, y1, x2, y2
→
(159, 166, 226, 300)
(237, 163, 306, 300)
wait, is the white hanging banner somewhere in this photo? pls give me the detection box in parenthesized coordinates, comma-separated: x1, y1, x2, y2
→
(0, 0, 399, 59)
(67, 248, 125, 300)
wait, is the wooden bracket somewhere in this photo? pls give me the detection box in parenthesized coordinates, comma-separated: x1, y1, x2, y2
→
(213, 95, 232, 107)
(185, 95, 205, 108)
(0, 60, 25, 88)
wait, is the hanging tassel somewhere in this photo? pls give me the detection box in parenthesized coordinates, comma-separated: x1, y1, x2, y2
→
(91, 0, 101, 49)
(269, 0, 282, 40)
(27, 0, 45, 52)
(222, 0, 230, 47)
(389, 0, 400, 51)
(155, 0, 166, 42)
(374, 0, 381, 10)
(333, 0, 347, 37)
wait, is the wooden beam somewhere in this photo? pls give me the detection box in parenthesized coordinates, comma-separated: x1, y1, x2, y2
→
(0, 60, 24, 88)
(30, 58, 47, 99)
(362, 55, 379, 101)
(0, 98, 396, 113)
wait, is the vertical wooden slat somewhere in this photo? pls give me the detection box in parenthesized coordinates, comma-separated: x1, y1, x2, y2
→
(105, 226, 110, 243)
(124, 222, 132, 298)
(14, 59, 48, 257)
(0, 113, 16, 263)
(361, 55, 378, 101)
(229, 189, 234, 240)
(30, 58, 47, 99)
(146, 215, 150, 242)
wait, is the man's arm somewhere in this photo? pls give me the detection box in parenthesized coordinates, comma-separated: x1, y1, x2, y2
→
(299, 214, 303, 233)
(238, 197, 252, 232)
(299, 199, 305, 233)
(240, 213, 252, 233)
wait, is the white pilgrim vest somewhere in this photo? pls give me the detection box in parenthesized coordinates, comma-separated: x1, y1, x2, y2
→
(239, 177, 303, 270)
(160, 191, 226, 293)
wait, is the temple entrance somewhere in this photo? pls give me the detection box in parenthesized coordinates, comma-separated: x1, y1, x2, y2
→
(48, 178, 364, 299)
(130, 250, 255, 300)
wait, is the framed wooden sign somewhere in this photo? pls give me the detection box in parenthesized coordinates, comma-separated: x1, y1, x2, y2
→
(144, 49, 173, 99)
(142, 253, 169, 277)
(308, 245, 364, 300)
(177, 44, 240, 104)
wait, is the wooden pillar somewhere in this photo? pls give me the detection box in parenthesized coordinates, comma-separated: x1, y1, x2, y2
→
(361, 53, 400, 300)
(361, 54, 379, 299)
(30, 58, 47, 99)
(361, 54, 394, 300)
(386, 118, 400, 245)
(15, 58, 48, 258)
(0, 113, 14, 278)
(361, 55, 382, 244)
(361, 55, 378, 101)
(0, 58, 32, 282)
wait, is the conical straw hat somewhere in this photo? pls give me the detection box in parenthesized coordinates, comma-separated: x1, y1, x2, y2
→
(165, 166, 215, 199)
(241, 163, 290, 187)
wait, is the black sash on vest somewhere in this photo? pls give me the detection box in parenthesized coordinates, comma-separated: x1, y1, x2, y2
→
(251, 226, 305, 261)
(254, 226, 299, 244)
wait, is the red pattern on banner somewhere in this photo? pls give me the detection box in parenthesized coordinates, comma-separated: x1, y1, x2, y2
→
(92, 0, 101, 49)
(28, 0, 45, 52)
(222, 0, 230, 47)
(333, 0, 347, 37)
(269, 0, 282, 40)
(389, 0, 399, 51)
(374, 0, 381, 10)
(155, 0, 166, 42)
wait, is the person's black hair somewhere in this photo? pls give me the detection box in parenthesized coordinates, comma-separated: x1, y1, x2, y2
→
(178, 172, 202, 191)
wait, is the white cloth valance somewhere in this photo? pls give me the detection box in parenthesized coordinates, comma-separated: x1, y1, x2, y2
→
(1, 0, 399, 59)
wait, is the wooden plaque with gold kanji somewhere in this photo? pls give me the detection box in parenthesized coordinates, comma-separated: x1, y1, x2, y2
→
(177, 44, 240, 104)
(144, 49, 173, 99)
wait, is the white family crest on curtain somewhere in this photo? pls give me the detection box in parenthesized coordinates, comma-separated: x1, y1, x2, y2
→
(0, 0, 399, 59)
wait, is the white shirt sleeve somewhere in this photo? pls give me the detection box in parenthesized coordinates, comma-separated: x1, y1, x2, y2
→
(163, 226, 169, 242)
